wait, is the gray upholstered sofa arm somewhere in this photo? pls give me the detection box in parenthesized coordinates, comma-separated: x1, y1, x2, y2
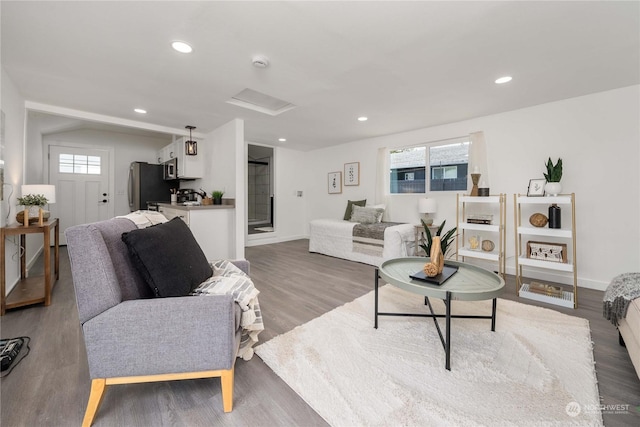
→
(82, 294, 238, 379)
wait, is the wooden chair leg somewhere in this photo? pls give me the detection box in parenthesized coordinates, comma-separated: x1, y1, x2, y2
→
(220, 367, 234, 413)
(82, 378, 107, 427)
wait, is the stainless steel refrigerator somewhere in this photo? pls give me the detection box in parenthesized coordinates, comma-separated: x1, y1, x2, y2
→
(128, 162, 174, 211)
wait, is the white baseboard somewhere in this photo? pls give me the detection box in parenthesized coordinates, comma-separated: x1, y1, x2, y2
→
(245, 234, 307, 247)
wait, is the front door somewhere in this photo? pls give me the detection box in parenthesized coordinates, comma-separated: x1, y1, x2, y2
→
(48, 145, 112, 244)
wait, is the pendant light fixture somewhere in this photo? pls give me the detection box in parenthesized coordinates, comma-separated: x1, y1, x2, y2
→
(185, 125, 197, 156)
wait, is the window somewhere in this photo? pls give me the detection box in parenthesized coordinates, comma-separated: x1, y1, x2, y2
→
(390, 147, 425, 193)
(389, 137, 469, 193)
(59, 154, 101, 174)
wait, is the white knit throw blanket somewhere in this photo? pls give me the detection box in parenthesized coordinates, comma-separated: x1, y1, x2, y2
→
(117, 210, 168, 228)
(191, 260, 264, 361)
(603, 272, 640, 326)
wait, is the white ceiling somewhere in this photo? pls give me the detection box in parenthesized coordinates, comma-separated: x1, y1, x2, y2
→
(2, 1, 639, 151)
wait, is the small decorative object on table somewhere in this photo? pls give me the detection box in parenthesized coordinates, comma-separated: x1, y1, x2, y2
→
(17, 193, 50, 226)
(423, 236, 444, 277)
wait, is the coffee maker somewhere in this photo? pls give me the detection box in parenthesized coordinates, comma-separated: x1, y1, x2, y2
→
(176, 189, 197, 203)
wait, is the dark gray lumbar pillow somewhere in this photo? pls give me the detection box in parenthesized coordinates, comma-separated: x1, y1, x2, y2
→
(121, 217, 213, 297)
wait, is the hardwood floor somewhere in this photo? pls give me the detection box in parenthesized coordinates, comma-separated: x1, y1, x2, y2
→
(1, 239, 638, 426)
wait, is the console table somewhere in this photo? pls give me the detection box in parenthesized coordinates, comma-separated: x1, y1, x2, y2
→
(1, 219, 59, 315)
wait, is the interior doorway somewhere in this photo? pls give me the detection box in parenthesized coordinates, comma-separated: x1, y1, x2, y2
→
(247, 144, 274, 235)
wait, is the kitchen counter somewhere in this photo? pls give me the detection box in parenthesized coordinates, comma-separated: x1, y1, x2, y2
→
(157, 199, 235, 210)
(157, 201, 234, 260)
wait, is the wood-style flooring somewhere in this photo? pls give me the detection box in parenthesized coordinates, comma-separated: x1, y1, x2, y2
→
(1, 239, 638, 426)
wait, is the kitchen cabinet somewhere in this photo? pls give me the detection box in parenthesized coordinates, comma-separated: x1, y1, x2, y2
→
(157, 138, 202, 178)
(158, 203, 234, 260)
(514, 193, 577, 308)
(156, 144, 176, 164)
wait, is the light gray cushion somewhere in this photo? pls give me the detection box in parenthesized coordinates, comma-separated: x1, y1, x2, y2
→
(350, 205, 384, 224)
(343, 199, 366, 220)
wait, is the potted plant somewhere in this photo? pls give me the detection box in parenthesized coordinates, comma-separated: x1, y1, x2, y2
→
(211, 190, 224, 205)
(419, 219, 457, 259)
(543, 157, 562, 196)
(17, 194, 49, 225)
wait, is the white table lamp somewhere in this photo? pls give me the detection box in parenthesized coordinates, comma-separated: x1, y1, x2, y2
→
(21, 184, 56, 226)
(418, 198, 437, 226)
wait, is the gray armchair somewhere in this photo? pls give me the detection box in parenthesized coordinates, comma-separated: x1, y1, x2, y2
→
(65, 218, 246, 427)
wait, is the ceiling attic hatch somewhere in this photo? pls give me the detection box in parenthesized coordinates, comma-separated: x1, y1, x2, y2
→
(227, 88, 296, 116)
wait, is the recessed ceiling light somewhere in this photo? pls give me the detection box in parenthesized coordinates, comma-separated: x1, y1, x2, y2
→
(171, 41, 193, 53)
(495, 76, 512, 84)
(278, 138, 287, 142)
(134, 108, 147, 114)
(357, 116, 368, 122)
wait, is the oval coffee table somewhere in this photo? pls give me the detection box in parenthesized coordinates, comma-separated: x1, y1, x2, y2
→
(375, 257, 505, 371)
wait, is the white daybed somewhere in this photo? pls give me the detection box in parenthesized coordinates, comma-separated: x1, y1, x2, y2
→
(308, 219, 415, 267)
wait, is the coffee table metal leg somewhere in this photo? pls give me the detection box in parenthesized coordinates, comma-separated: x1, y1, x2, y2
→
(491, 298, 497, 331)
(445, 291, 451, 371)
(374, 268, 379, 329)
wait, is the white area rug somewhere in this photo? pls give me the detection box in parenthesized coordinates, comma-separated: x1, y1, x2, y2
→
(255, 285, 603, 426)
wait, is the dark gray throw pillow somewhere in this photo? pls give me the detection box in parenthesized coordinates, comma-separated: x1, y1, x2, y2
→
(121, 217, 212, 297)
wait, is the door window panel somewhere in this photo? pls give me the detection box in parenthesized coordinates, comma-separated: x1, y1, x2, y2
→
(59, 154, 101, 175)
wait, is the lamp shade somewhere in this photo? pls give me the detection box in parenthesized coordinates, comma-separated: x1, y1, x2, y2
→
(21, 184, 56, 204)
(418, 198, 437, 214)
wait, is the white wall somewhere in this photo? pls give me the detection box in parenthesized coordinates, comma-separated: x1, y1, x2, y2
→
(1, 67, 26, 295)
(301, 85, 640, 291)
(193, 119, 245, 260)
(43, 129, 171, 216)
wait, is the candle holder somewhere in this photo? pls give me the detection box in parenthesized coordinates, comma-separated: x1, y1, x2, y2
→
(470, 173, 481, 196)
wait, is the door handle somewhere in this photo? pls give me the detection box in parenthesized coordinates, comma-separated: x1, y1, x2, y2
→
(99, 199, 108, 204)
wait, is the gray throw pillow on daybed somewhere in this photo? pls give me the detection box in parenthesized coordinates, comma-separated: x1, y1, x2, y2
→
(121, 217, 213, 297)
(343, 199, 367, 220)
(350, 205, 385, 224)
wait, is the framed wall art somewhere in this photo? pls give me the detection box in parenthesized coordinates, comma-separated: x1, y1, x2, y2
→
(344, 162, 360, 186)
(527, 178, 546, 196)
(328, 171, 342, 194)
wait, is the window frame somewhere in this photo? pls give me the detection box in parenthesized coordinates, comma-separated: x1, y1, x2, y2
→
(389, 136, 469, 195)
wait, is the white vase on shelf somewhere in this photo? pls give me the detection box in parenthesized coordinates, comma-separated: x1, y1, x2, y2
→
(544, 182, 562, 196)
